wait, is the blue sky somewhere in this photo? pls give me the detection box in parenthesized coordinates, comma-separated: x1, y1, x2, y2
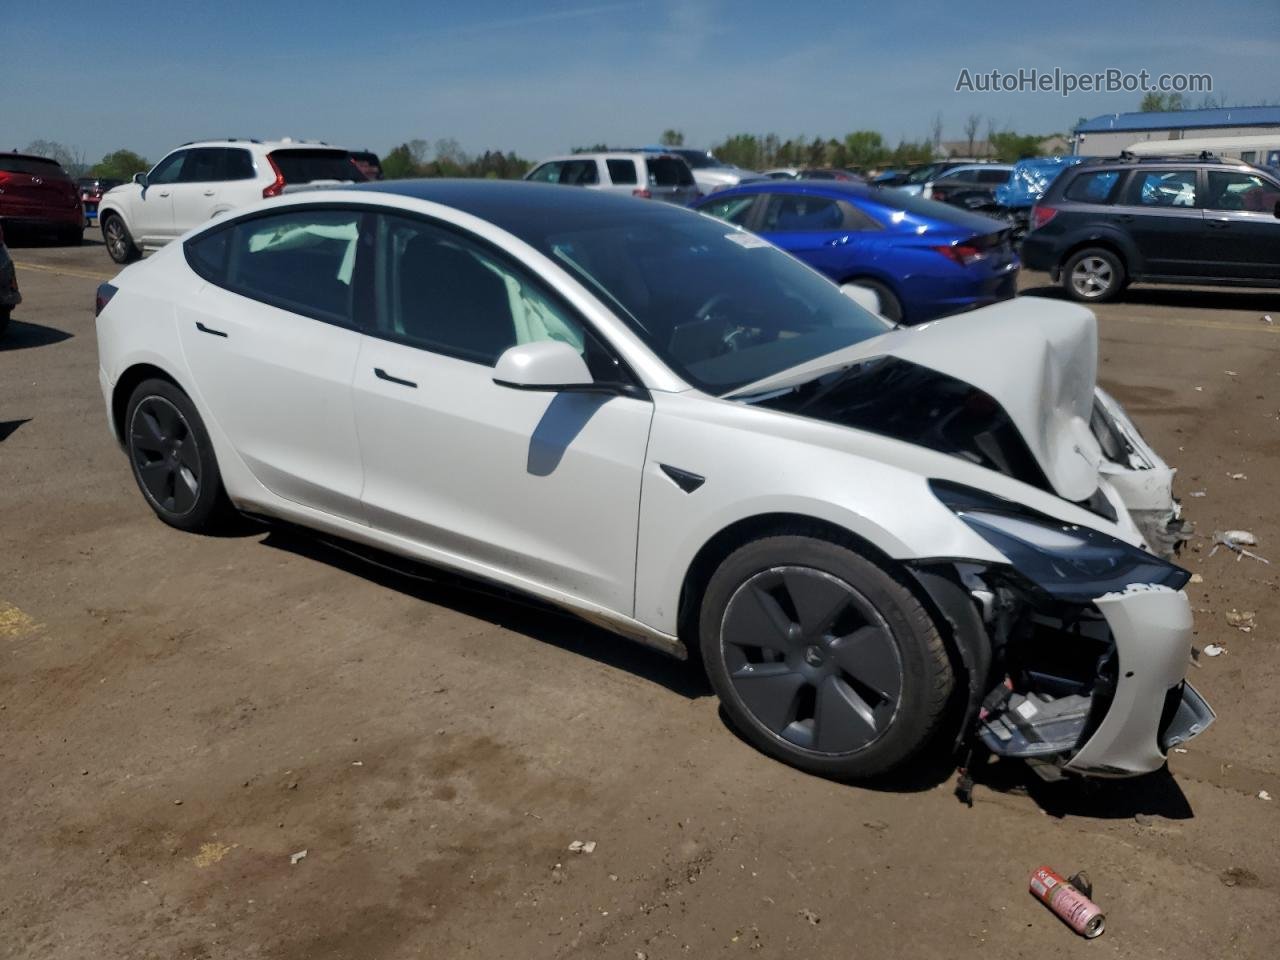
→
(5, 0, 1278, 166)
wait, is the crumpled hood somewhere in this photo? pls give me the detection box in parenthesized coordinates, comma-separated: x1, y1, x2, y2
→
(730, 298, 1105, 501)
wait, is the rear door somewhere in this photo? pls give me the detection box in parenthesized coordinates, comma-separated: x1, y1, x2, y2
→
(351, 211, 653, 614)
(177, 206, 369, 522)
(1111, 167, 1204, 276)
(169, 147, 225, 237)
(1200, 169, 1280, 282)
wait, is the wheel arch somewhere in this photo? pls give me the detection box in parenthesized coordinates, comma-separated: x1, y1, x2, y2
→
(111, 362, 187, 448)
(1059, 231, 1138, 276)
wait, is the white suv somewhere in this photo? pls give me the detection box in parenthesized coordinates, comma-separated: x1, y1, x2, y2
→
(524, 152, 699, 205)
(99, 139, 365, 263)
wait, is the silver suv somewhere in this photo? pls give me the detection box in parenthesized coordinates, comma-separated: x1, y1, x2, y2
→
(524, 152, 699, 204)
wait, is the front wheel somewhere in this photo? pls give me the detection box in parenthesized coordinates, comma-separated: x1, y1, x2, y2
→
(125, 378, 232, 532)
(1062, 247, 1125, 303)
(699, 535, 954, 780)
(102, 213, 139, 264)
(844, 279, 903, 324)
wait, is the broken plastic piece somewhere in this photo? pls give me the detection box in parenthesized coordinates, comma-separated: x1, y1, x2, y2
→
(1203, 643, 1225, 657)
(1208, 530, 1269, 564)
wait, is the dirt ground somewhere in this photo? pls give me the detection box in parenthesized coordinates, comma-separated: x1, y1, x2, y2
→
(2, 236, 1278, 959)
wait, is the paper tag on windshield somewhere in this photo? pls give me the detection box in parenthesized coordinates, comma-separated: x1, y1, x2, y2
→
(724, 231, 770, 249)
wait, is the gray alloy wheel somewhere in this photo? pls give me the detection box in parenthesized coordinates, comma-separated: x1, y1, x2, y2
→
(1063, 247, 1125, 303)
(720, 566, 904, 754)
(103, 214, 139, 264)
(125, 379, 230, 532)
(699, 535, 954, 780)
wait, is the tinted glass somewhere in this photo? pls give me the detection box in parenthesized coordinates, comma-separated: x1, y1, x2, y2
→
(148, 151, 187, 185)
(698, 195, 756, 225)
(606, 159, 638, 185)
(223, 148, 255, 180)
(374, 214, 587, 367)
(560, 160, 598, 185)
(904, 163, 947, 184)
(537, 211, 888, 393)
(0, 156, 68, 177)
(1125, 169, 1198, 207)
(761, 194, 844, 231)
(676, 150, 720, 169)
(186, 226, 231, 280)
(1204, 170, 1280, 211)
(977, 169, 1011, 184)
(222, 209, 362, 324)
(1064, 170, 1121, 203)
(179, 148, 223, 183)
(526, 162, 562, 183)
(269, 149, 364, 184)
(647, 157, 694, 187)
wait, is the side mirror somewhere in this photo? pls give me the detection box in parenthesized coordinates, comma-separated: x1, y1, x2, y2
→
(133, 172, 148, 187)
(493, 340, 593, 391)
(841, 283, 883, 316)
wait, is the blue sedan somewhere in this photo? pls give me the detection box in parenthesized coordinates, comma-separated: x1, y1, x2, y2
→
(692, 180, 1019, 325)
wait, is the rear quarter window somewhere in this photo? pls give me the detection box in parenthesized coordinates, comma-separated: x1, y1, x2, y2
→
(269, 149, 365, 185)
(647, 157, 694, 187)
(1064, 170, 1122, 204)
(606, 159, 638, 185)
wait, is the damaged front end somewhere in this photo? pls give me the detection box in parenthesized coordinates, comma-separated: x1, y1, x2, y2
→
(913, 480, 1214, 780)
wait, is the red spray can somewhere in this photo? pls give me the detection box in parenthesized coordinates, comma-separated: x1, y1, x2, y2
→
(1029, 866, 1105, 938)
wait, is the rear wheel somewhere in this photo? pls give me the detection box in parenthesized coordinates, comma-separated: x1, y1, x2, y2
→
(0, 307, 10, 338)
(102, 213, 139, 264)
(125, 378, 231, 532)
(844, 279, 903, 324)
(1062, 247, 1125, 303)
(699, 535, 954, 780)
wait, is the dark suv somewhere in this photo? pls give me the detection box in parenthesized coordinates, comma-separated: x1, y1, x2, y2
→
(1020, 154, 1280, 302)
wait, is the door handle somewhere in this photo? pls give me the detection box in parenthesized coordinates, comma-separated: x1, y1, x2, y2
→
(158, 191, 170, 198)
(1207, 218, 1231, 229)
(202, 190, 215, 197)
(825, 235, 851, 246)
(195, 321, 228, 338)
(374, 367, 417, 388)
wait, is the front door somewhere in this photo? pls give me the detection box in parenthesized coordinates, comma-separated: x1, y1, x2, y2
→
(1200, 169, 1280, 282)
(352, 212, 653, 614)
(757, 192, 873, 280)
(133, 149, 186, 244)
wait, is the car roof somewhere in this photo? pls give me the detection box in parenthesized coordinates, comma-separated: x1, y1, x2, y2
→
(533, 152, 673, 163)
(172, 139, 350, 151)
(352, 178, 693, 227)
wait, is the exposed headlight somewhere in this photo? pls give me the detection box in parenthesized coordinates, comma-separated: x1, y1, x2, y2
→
(930, 480, 1188, 604)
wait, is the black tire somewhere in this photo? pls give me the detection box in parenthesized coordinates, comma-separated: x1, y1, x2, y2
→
(1062, 247, 1125, 303)
(699, 534, 954, 780)
(102, 213, 139, 264)
(0, 307, 10, 338)
(59, 226, 84, 246)
(849, 278, 904, 324)
(125, 378, 232, 533)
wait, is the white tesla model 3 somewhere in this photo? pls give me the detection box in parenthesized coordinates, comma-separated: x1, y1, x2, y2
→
(94, 181, 1213, 782)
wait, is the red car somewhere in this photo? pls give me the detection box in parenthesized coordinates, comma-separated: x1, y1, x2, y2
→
(78, 177, 125, 228)
(0, 153, 84, 245)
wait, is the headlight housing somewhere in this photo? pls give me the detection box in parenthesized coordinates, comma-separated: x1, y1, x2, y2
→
(930, 480, 1188, 604)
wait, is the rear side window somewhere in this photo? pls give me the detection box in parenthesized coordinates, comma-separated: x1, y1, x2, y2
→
(223, 148, 255, 180)
(269, 149, 365, 185)
(179, 148, 223, 183)
(606, 159, 638, 185)
(560, 159, 599, 186)
(190, 209, 364, 326)
(1064, 170, 1121, 204)
(976, 169, 1011, 184)
(1124, 169, 1198, 207)
(647, 157, 694, 187)
(0, 156, 67, 177)
(760, 194, 845, 231)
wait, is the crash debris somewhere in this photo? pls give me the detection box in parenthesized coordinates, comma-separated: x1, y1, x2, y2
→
(1029, 866, 1104, 939)
(1202, 644, 1226, 657)
(568, 840, 596, 854)
(1225, 610, 1256, 633)
(289, 849, 308, 865)
(1209, 530, 1269, 564)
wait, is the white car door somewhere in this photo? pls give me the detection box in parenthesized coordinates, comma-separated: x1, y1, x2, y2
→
(351, 212, 653, 614)
(168, 147, 225, 237)
(176, 206, 368, 523)
(133, 149, 186, 244)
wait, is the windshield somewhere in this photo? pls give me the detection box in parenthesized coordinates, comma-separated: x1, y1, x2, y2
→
(528, 210, 888, 394)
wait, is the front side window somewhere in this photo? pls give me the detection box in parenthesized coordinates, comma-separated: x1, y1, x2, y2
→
(526, 162, 563, 183)
(213, 209, 363, 325)
(374, 214, 587, 367)
(1064, 170, 1121, 204)
(1125, 169, 1198, 207)
(698, 195, 757, 226)
(148, 151, 188, 185)
(606, 159, 638, 185)
(1205, 171, 1280, 212)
